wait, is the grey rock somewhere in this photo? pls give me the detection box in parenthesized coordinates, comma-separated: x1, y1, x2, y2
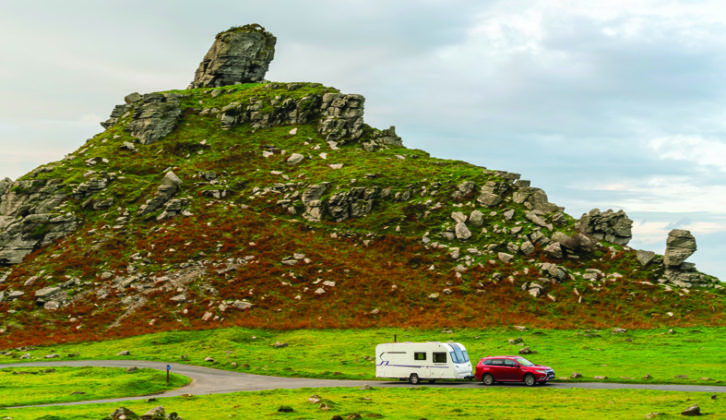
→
(138, 172, 182, 216)
(125, 93, 182, 145)
(503, 209, 515, 220)
(191, 24, 276, 88)
(518, 346, 535, 354)
(35, 287, 61, 301)
(513, 186, 561, 213)
(142, 406, 166, 419)
(525, 211, 553, 231)
(319, 93, 365, 142)
(286, 153, 305, 166)
(498, 252, 513, 263)
(477, 191, 502, 207)
(664, 229, 696, 267)
(451, 211, 467, 224)
(681, 404, 701, 416)
(543, 242, 563, 259)
(109, 407, 138, 420)
(457, 181, 476, 195)
(272, 341, 288, 348)
(469, 210, 484, 227)
(520, 241, 535, 255)
(124, 92, 143, 104)
(578, 208, 633, 245)
(455, 222, 471, 240)
(636, 250, 656, 266)
(117, 350, 130, 356)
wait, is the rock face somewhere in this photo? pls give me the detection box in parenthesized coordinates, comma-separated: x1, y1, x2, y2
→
(0, 178, 77, 265)
(102, 93, 184, 145)
(664, 229, 696, 267)
(577, 209, 632, 245)
(191, 24, 276, 88)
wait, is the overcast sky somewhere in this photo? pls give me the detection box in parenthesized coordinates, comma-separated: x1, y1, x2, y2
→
(1, 0, 724, 279)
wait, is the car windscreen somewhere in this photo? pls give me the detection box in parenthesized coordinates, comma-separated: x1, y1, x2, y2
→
(515, 357, 535, 366)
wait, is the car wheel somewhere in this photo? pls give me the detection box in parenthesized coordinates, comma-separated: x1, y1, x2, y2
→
(524, 374, 536, 386)
(482, 373, 494, 386)
(409, 373, 420, 385)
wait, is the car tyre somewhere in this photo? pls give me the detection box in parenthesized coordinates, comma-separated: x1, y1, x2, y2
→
(409, 373, 420, 385)
(524, 374, 536, 387)
(482, 373, 495, 386)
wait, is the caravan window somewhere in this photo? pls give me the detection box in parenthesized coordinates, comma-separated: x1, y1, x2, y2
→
(449, 343, 470, 364)
(433, 352, 447, 363)
(414, 352, 426, 361)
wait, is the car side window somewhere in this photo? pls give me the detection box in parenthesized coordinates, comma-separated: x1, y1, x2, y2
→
(490, 359, 503, 366)
(414, 352, 426, 361)
(505, 359, 517, 367)
(433, 352, 447, 363)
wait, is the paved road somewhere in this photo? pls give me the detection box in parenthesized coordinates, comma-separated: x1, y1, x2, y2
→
(2, 360, 725, 408)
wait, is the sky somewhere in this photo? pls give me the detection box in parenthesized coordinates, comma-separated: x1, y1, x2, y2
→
(1, 0, 724, 280)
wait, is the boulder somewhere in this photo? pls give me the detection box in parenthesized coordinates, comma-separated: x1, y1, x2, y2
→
(451, 212, 467, 224)
(191, 24, 276, 88)
(455, 222, 471, 240)
(681, 404, 701, 416)
(476, 191, 502, 207)
(110, 407, 139, 420)
(543, 242, 563, 259)
(469, 210, 484, 227)
(636, 250, 656, 266)
(286, 153, 305, 166)
(138, 172, 182, 216)
(140, 406, 166, 420)
(664, 229, 696, 267)
(577, 209, 632, 245)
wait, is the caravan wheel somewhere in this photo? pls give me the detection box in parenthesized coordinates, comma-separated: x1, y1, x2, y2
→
(408, 373, 420, 385)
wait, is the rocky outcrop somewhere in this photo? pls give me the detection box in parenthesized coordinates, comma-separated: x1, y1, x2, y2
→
(513, 186, 561, 214)
(102, 93, 184, 145)
(191, 24, 276, 88)
(664, 229, 696, 268)
(217, 89, 366, 144)
(138, 172, 183, 217)
(0, 178, 76, 265)
(318, 93, 365, 143)
(577, 209, 632, 246)
(126, 94, 183, 145)
(326, 186, 379, 222)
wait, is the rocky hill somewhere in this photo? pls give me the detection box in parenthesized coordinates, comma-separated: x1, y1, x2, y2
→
(0, 25, 723, 347)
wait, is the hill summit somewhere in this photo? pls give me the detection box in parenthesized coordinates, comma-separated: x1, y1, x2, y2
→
(0, 25, 722, 347)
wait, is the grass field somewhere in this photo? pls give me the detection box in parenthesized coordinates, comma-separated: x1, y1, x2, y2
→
(1, 326, 724, 385)
(2, 386, 723, 419)
(0, 366, 189, 407)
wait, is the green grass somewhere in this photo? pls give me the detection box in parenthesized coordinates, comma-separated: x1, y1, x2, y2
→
(2, 386, 724, 419)
(0, 367, 189, 407)
(1, 327, 724, 385)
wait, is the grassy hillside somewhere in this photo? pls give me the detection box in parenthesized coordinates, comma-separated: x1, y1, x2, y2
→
(0, 82, 724, 348)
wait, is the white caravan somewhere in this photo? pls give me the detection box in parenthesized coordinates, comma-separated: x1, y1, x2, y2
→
(375, 342, 474, 384)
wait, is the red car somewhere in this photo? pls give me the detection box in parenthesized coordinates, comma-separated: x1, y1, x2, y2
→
(475, 356, 555, 386)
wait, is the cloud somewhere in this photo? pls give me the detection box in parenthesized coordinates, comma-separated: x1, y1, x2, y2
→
(649, 135, 726, 172)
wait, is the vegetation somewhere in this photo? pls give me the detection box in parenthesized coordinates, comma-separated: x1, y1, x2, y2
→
(0, 81, 723, 348)
(1, 327, 723, 385)
(2, 386, 724, 419)
(0, 366, 189, 407)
